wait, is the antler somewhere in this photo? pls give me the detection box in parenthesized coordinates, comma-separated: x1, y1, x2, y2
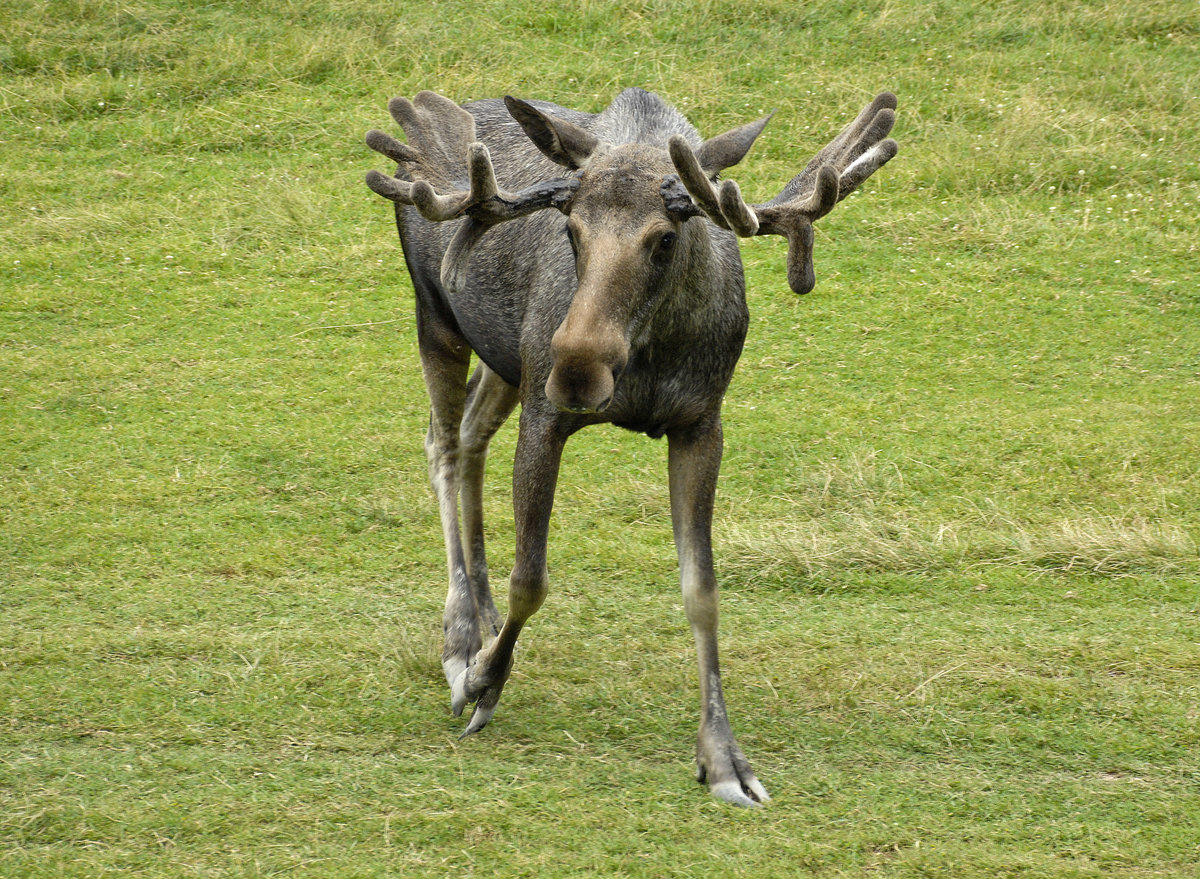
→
(365, 91, 579, 294)
(668, 92, 898, 294)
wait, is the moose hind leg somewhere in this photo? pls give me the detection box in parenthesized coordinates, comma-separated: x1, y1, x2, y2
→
(415, 319, 479, 694)
(458, 362, 519, 641)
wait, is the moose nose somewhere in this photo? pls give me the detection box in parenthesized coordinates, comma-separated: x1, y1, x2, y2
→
(545, 360, 623, 414)
(545, 330, 628, 415)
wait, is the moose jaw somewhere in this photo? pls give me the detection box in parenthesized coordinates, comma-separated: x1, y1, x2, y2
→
(365, 87, 898, 806)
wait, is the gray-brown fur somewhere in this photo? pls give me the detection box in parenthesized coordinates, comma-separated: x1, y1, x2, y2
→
(364, 87, 898, 806)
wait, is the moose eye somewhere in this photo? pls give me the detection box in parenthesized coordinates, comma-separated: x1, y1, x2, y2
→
(650, 231, 677, 265)
(652, 230, 681, 264)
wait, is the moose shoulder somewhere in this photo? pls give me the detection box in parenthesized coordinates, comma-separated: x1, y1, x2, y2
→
(365, 87, 898, 805)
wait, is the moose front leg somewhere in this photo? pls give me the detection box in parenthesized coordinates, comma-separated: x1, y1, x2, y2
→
(453, 408, 565, 736)
(668, 417, 770, 807)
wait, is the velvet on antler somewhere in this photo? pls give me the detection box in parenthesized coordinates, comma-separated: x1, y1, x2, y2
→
(365, 91, 579, 294)
(668, 92, 898, 294)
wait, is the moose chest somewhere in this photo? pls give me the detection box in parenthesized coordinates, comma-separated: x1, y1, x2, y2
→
(605, 313, 748, 438)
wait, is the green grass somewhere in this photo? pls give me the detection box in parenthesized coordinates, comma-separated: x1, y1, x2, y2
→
(3, 0, 1199, 875)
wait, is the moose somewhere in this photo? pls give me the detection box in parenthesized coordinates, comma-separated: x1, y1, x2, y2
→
(365, 87, 898, 805)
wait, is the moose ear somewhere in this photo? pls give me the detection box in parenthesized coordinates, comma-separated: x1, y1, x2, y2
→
(505, 96, 601, 170)
(695, 114, 772, 176)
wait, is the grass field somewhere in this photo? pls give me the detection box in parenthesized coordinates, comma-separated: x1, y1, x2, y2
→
(3, 0, 1199, 875)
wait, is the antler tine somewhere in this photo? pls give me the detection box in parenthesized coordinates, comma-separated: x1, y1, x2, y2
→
(836, 135, 899, 200)
(668, 92, 898, 295)
(406, 141, 500, 222)
(717, 179, 759, 237)
(364, 131, 489, 222)
(365, 128, 420, 166)
(365, 92, 580, 293)
(773, 92, 898, 214)
(365, 166, 415, 203)
(807, 93, 896, 174)
(666, 135, 730, 230)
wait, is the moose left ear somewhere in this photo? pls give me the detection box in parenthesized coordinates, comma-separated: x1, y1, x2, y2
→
(695, 114, 773, 176)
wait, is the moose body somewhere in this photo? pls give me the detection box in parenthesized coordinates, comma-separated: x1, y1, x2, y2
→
(366, 87, 897, 805)
(396, 92, 748, 433)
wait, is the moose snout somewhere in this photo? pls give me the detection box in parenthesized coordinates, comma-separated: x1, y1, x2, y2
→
(545, 328, 628, 415)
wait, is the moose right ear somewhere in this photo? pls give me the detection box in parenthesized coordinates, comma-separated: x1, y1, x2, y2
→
(505, 97, 601, 170)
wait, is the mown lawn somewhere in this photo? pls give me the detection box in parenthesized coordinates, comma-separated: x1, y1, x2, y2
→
(2, 0, 1198, 876)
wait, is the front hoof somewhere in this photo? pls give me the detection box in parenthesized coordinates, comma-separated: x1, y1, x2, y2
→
(449, 654, 512, 737)
(450, 667, 502, 738)
(697, 742, 770, 807)
(708, 777, 770, 807)
(459, 694, 500, 738)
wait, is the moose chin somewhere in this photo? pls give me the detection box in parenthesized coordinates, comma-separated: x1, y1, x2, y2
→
(365, 87, 898, 806)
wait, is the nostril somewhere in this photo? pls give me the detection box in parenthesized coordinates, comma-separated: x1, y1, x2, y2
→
(610, 353, 628, 381)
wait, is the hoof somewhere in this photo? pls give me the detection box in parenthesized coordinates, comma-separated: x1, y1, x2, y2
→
(448, 659, 508, 737)
(448, 662, 499, 736)
(697, 738, 770, 806)
(707, 777, 771, 807)
(459, 698, 499, 738)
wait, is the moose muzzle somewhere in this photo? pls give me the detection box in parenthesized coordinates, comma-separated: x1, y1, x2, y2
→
(545, 319, 628, 415)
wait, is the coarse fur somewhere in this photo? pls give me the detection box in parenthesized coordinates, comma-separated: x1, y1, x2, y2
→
(365, 86, 898, 806)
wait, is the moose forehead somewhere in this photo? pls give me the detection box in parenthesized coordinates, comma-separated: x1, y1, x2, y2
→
(572, 144, 675, 219)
